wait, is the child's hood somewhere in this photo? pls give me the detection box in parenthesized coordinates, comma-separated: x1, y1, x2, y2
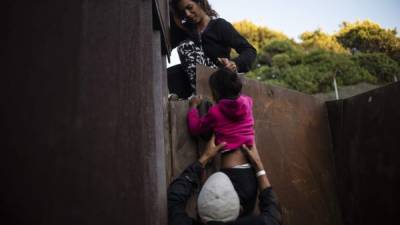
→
(217, 95, 252, 121)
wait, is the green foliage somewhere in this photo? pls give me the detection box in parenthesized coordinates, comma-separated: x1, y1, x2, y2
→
(248, 48, 377, 94)
(281, 65, 319, 93)
(336, 20, 400, 63)
(302, 50, 375, 87)
(272, 54, 291, 68)
(233, 19, 399, 94)
(233, 20, 288, 52)
(246, 65, 270, 80)
(353, 52, 400, 82)
(300, 29, 348, 53)
(257, 40, 304, 66)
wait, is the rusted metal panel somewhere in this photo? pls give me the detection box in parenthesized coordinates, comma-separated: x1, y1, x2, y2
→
(168, 65, 343, 225)
(327, 82, 400, 225)
(169, 101, 199, 179)
(168, 101, 199, 218)
(196, 65, 216, 97)
(245, 80, 342, 225)
(3, 1, 168, 224)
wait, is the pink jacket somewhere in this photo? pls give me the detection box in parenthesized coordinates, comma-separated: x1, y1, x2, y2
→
(187, 95, 255, 152)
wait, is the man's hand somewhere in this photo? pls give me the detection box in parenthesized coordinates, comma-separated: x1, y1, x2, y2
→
(241, 144, 271, 189)
(241, 144, 264, 172)
(199, 135, 226, 167)
(218, 57, 237, 73)
(189, 95, 202, 108)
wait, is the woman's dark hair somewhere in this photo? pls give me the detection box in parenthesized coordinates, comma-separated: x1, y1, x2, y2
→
(171, 0, 218, 18)
(209, 68, 242, 101)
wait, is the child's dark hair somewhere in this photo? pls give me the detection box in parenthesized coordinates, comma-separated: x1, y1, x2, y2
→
(209, 68, 242, 101)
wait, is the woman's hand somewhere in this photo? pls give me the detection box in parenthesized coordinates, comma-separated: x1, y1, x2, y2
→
(199, 135, 226, 167)
(189, 95, 202, 108)
(218, 57, 238, 73)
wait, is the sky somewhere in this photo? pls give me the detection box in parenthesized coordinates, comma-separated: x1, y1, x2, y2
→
(167, 0, 400, 66)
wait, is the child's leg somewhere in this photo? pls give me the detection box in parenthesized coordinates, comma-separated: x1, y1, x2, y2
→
(220, 167, 258, 216)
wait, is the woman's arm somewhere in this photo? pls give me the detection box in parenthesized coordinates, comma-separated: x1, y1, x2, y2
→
(218, 19, 257, 73)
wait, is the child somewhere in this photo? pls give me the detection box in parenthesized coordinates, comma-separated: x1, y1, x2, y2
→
(187, 68, 257, 216)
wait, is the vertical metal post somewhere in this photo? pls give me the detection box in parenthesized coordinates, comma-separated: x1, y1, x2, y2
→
(333, 76, 339, 100)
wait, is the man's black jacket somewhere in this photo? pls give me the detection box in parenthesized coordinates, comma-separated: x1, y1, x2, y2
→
(167, 161, 282, 225)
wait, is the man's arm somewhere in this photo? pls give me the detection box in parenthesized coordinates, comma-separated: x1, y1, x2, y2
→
(168, 136, 226, 225)
(240, 145, 282, 225)
(227, 188, 281, 225)
(257, 188, 282, 225)
(168, 161, 204, 225)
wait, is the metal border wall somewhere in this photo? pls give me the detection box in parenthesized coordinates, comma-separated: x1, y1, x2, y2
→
(168, 65, 343, 225)
(327, 82, 400, 225)
(2, 1, 169, 224)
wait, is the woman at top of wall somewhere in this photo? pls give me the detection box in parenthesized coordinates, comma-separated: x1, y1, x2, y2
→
(169, 0, 256, 97)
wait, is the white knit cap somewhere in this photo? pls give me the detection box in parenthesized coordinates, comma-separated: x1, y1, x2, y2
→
(197, 172, 240, 223)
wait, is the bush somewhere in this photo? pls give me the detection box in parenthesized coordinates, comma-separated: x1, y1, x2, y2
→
(302, 49, 376, 86)
(272, 54, 291, 68)
(353, 52, 400, 82)
(258, 40, 304, 67)
(281, 65, 318, 94)
(242, 21, 399, 94)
